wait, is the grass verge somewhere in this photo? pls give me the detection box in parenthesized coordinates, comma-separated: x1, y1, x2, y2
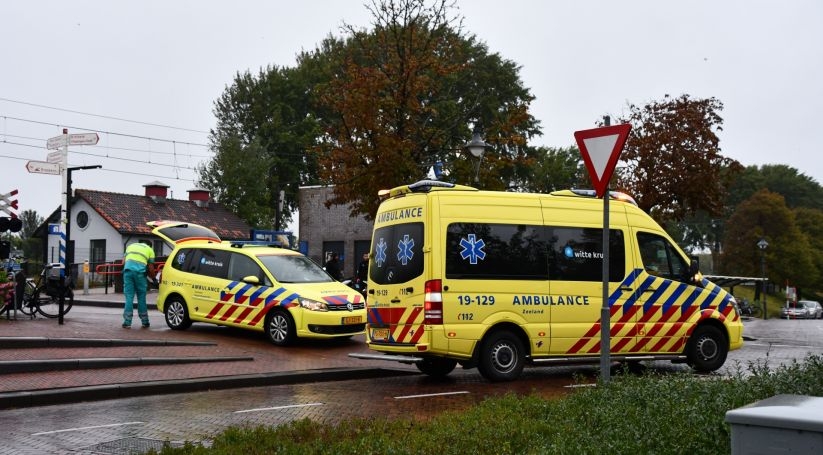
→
(157, 356, 823, 455)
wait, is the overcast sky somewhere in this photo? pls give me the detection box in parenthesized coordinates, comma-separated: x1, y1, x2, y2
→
(1, 0, 820, 231)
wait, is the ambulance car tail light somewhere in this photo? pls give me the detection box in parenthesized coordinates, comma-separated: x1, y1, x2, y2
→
(424, 279, 443, 324)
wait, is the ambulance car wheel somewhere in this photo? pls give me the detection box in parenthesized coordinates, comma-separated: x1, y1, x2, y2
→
(477, 330, 525, 382)
(266, 310, 296, 346)
(165, 296, 192, 330)
(416, 357, 457, 377)
(687, 324, 727, 373)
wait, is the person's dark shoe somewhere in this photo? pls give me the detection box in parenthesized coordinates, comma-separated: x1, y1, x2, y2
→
(141, 323, 150, 328)
(122, 323, 131, 329)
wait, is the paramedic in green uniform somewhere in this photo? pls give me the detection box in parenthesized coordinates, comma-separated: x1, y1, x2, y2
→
(122, 242, 155, 328)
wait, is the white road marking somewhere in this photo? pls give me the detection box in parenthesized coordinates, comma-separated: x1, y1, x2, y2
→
(747, 342, 823, 349)
(32, 421, 144, 436)
(394, 391, 470, 400)
(234, 402, 324, 414)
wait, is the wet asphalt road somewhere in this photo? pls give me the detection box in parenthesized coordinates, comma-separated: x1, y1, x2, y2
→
(2, 316, 823, 455)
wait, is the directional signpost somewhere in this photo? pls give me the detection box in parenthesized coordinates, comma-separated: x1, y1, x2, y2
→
(46, 132, 99, 150)
(68, 133, 99, 146)
(574, 121, 632, 383)
(39, 129, 101, 324)
(26, 160, 61, 175)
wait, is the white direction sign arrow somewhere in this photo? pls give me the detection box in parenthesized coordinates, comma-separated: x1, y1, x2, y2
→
(26, 160, 61, 175)
(47, 134, 67, 150)
(69, 133, 99, 146)
(47, 150, 63, 163)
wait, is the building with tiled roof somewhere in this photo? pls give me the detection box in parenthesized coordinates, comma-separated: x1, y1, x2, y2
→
(37, 182, 251, 269)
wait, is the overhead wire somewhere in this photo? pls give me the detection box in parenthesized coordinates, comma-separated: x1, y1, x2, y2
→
(1, 115, 210, 148)
(0, 97, 209, 134)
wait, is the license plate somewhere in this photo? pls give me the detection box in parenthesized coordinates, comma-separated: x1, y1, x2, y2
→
(371, 328, 390, 341)
(342, 316, 362, 325)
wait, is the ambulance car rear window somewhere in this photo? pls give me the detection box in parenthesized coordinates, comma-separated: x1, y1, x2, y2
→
(370, 223, 424, 285)
(191, 248, 231, 279)
(446, 223, 549, 280)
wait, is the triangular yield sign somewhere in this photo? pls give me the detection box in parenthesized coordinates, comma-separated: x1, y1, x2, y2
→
(574, 124, 632, 198)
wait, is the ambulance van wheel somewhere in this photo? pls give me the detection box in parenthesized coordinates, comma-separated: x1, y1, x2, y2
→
(416, 357, 458, 377)
(477, 330, 525, 382)
(165, 296, 192, 330)
(686, 324, 727, 373)
(266, 310, 296, 346)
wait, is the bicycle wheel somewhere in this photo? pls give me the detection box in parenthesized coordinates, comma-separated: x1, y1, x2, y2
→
(18, 281, 39, 316)
(750, 305, 763, 318)
(35, 288, 74, 318)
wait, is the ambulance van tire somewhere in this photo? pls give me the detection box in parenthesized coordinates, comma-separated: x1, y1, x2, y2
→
(416, 357, 458, 377)
(265, 310, 296, 346)
(686, 324, 728, 373)
(477, 330, 525, 382)
(164, 296, 192, 330)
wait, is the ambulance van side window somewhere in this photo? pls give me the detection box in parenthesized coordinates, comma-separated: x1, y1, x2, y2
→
(445, 223, 548, 280)
(192, 248, 231, 279)
(637, 232, 688, 281)
(547, 227, 625, 282)
(370, 222, 424, 285)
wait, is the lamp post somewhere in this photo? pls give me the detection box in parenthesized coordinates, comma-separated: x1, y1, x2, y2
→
(61, 164, 102, 325)
(757, 238, 769, 320)
(463, 128, 491, 183)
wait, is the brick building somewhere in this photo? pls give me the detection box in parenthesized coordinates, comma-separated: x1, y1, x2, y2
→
(298, 185, 373, 279)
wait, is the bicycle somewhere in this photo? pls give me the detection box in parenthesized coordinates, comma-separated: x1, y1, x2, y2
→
(23, 264, 75, 319)
(739, 298, 762, 318)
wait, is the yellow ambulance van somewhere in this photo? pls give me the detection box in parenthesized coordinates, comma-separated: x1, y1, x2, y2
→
(352, 180, 744, 381)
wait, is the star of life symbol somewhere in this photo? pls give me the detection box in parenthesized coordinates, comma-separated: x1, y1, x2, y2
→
(375, 238, 388, 267)
(397, 234, 415, 265)
(460, 234, 486, 265)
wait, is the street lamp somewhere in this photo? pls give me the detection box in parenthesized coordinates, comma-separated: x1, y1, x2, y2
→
(463, 128, 491, 183)
(758, 238, 768, 320)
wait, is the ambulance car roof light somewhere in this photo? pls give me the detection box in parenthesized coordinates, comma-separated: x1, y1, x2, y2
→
(408, 180, 455, 193)
(571, 189, 596, 197)
(609, 191, 638, 206)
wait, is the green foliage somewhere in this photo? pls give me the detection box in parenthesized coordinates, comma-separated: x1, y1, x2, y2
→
(720, 189, 817, 288)
(309, 0, 541, 219)
(201, 65, 321, 229)
(793, 207, 823, 290)
(156, 356, 823, 455)
(726, 164, 823, 211)
(518, 146, 587, 193)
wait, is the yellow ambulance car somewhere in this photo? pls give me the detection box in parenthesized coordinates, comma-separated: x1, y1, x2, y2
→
(353, 181, 744, 381)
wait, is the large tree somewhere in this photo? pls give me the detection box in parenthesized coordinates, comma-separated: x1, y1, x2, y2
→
(518, 146, 586, 193)
(614, 94, 742, 224)
(308, 0, 540, 219)
(793, 207, 823, 291)
(720, 189, 816, 289)
(726, 164, 823, 211)
(200, 65, 320, 229)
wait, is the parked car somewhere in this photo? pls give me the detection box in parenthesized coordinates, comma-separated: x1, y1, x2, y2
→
(780, 300, 823, 319)
(149, 220, 366, 346)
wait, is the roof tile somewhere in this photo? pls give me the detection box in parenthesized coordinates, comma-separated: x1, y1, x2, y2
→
(74, 189, 251, 240)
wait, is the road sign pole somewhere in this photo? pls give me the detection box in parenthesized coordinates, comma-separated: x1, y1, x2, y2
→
(59, 129, 69, 325)
(574, 120, 631, 384)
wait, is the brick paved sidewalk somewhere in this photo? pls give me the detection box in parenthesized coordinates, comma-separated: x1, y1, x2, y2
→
(0, 288, 414, 408)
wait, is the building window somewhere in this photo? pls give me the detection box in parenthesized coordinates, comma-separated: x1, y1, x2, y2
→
(76, 211, 89, 230)
(90, 239, 106, 266)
